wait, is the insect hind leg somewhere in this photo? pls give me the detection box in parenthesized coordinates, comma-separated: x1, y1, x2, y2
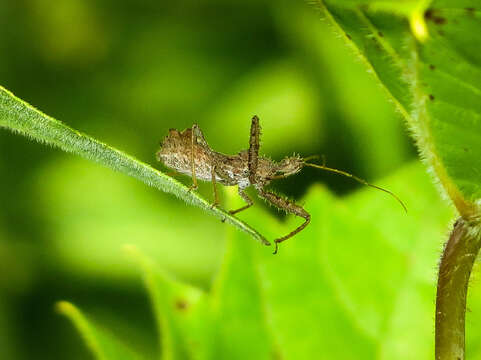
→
(229, 187, 254, 215)
(257, 190, 310, 254)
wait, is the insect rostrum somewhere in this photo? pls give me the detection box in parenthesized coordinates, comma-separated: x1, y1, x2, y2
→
(157, 116, 405, 254)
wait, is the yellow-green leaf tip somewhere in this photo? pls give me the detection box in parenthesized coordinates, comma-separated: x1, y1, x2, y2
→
(410, 10, 428, 42)
(55, 300, 78, 316)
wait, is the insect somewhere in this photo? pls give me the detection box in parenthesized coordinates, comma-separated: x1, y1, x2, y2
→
(157, 116, 406, 254)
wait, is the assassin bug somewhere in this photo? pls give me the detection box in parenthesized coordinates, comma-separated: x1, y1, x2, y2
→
(157, 116, 406, 254)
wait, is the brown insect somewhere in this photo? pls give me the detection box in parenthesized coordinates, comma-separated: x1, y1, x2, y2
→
(157, 116, 406, 254)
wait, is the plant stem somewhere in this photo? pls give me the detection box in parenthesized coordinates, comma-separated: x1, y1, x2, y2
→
(436, 217, 481, 360)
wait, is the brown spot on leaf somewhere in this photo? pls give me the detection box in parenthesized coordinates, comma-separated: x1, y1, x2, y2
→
(425, 9, 447, 25)
(378, 31, 384, 37)
(271, 349, 283, 360)
(429, 64, 436, 70)
(369, 36, 381, 50)
(175, 299, 188, 311)
(466, 7, 475, 16)
(429, 94, 435, 101)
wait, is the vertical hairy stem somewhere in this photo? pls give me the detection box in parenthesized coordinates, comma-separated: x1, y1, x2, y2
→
(436, 218, 481, 360)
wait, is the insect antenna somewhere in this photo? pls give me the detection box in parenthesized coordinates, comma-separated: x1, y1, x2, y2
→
(304, 154, 328, 166)
(303, 154, 320, 162)
(304, 161, 407, 213)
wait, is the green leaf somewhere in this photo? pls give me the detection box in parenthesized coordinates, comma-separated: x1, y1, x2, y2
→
(253, 189, 377, 359)
(316, 0, 481, 218)
(64, 163, 457, 359)
(412, 1, 481, 214)
(346, 163, 454, 359)
(0, 85, 268, 246)
(125, 200, 275, 360)
(125, 246, 209, 360)
(208, 195, 274, 360)
(317, 1, 413, 115)
(64, 162, 463, 359)
(324, 0, 420, 15)
(56, 301, 142, 360)
(232, 162, 455, 359)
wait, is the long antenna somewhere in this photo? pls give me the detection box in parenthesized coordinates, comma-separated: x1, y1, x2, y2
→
(303, 154, 320, 162)
(304, 162, 407, 213)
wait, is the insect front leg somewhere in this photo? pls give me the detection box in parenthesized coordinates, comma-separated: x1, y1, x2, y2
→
(248, 115, 261, 184)
(257, 189, 310, 254)
(188, 124, 209, 191)
(229, 186, 254, 215)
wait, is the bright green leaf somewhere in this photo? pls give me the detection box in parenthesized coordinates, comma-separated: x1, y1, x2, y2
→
(255, 188, 377, 360)
(413, 2, 481, 213)
(126, 246, 209, 360)
(209, 196, 274, 360)
(317, 0, 481, 218)
(233, 162, 453, 359)
(62, 162, 472, 359)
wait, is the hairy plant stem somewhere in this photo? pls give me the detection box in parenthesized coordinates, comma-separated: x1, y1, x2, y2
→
(436, 217, 481, 360)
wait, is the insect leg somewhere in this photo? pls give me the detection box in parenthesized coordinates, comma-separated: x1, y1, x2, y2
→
(192, 124, 209, 147)
(188, 124, 199, 191)
(229, 187, 254, 215)
(257, 190, 310, 254)
(248, 115, 261, 184)
(210, 165, 220, 208)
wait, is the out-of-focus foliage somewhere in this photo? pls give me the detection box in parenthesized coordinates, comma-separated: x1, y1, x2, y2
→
(62, 163, 481, 359)
(0, 0, 430, 359)
(56, 301, 142, 360)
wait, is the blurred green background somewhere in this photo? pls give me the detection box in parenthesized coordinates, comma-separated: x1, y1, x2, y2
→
(0, 0, 417, 359)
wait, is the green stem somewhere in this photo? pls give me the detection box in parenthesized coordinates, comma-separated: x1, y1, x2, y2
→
(0, 86, 269, 246)
(436, 217, 481, 360)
